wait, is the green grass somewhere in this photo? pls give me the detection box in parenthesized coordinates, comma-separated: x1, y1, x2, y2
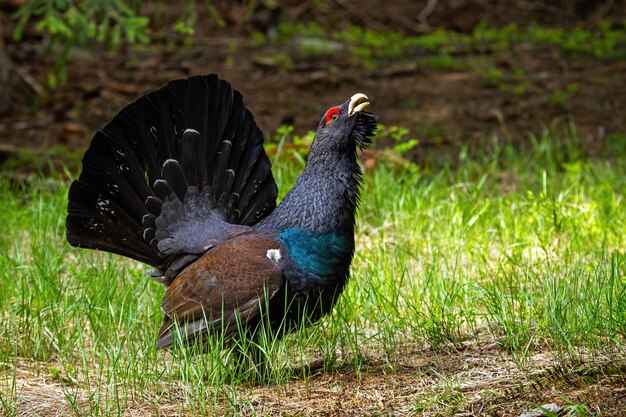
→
(276, 21, 626, 70)
(0, 129, 625, 415)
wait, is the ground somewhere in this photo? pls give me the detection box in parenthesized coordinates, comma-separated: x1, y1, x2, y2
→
(10, 344, 626, 415)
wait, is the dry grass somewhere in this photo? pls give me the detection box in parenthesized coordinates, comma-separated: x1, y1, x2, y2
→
(4, 335, 626, 416)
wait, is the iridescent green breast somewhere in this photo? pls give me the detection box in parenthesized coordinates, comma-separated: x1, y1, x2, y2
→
(279, 228, 352, 280)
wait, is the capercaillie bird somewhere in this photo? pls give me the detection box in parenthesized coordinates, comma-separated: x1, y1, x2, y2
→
(66, 74, 377, 349)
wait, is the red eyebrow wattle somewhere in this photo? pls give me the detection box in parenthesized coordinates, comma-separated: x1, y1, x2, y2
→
(324, 107, 340, 125)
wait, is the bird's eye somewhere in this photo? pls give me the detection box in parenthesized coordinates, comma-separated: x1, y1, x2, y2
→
(325, 107, 341, 125)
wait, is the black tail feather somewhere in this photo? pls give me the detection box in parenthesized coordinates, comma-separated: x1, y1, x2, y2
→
(181, 129, 207, 187)
(67, 74, 277, 270)
(162, 159, 189, 202)
(67, 181, 157, 265)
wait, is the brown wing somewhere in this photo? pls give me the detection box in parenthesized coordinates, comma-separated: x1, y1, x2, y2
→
(156, 231, 282, 348)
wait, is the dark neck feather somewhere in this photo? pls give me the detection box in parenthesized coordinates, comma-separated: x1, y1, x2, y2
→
(258, 146, 362, 234)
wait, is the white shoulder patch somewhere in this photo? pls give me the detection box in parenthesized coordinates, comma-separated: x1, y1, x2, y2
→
(266, 248, 281, 263)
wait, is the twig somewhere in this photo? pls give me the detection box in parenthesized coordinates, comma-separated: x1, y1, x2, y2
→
(589, 0, 615, 24)
(418, 0, 440, 27)
(15, 67, 47, 98)
(333, 0, 389, 33)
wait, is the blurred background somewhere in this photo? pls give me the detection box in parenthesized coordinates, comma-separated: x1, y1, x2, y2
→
(0, 0, 624, 173)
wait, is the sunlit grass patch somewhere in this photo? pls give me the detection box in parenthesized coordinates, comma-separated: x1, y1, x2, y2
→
(0, 129, 624, 415)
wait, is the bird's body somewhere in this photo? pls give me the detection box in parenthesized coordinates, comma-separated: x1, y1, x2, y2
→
(66, 74, 377, 349)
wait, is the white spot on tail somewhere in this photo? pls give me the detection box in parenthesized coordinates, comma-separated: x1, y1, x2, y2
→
(184, 128, 199, 135)
(266, 249, 281, 263)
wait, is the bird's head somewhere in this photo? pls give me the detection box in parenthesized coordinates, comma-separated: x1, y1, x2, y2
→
(311, 93, 378, 154)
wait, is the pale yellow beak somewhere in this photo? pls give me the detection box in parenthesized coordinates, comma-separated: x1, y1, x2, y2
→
(348, 93, 370, 116)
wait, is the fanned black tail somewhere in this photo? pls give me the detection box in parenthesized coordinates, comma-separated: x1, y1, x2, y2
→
(67, 74, 278, 278)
